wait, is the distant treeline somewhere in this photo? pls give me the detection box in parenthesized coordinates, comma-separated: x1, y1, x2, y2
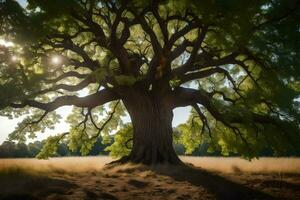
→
(0, 139, 219, 158)
(0, 138, 110, 158)
(0, 139, 298, 158)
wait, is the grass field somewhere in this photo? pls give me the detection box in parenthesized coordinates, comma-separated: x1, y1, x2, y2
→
(0, 156, 299, 200)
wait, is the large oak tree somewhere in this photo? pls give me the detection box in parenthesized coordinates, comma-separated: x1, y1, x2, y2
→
(0, 0, 299, 164)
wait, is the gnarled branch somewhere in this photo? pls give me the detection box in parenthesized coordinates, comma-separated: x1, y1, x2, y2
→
(10, 89, 119, 112)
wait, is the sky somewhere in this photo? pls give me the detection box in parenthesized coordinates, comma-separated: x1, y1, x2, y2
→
(17, 0, 27, 7)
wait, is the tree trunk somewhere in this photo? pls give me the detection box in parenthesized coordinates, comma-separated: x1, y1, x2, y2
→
(121, 91, 182, 165)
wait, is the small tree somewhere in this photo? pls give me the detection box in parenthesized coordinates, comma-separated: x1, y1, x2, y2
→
(0, 0, 299, 164)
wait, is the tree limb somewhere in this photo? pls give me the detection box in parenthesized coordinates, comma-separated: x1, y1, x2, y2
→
(172, 87, 278, 125)
(9, 89, 119, 112)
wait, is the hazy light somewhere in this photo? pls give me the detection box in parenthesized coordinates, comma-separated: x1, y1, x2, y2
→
(11, 55, 18, 62)
(51, 55, 61, 65)
(0, 39, 14, 47)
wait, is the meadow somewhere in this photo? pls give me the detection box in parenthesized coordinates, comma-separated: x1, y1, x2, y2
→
(0, 156, 299, 200)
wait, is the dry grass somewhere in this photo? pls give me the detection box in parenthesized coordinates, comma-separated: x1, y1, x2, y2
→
(0, 156, 299, 200)
(0, 156, 113, 175)
(1, 156, 299, 174)
(181, 156, 300, 174)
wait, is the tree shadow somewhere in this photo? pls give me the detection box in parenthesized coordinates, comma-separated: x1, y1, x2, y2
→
(261, 180, 300, 191)
(150, 164, 276, 200)
(0, 171, 78, 200)
(84, 189, 119, 200)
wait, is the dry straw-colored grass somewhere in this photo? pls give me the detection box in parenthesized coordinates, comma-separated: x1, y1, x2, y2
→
(181, 156, 300, 173)
(0, 156, 299, 174)
(0, 156, 113, 175)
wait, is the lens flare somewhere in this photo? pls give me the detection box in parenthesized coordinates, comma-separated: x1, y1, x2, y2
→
(11, 55, 18, 62)
(51, 56, 61, 65)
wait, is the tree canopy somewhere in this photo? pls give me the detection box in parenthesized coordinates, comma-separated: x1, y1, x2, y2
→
(0, 0, 299, 162)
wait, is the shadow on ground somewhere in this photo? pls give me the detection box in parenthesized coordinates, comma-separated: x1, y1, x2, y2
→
(0, 170, 77, 200)
(110, 163, 276, 200)
(0, 163, 280, 200)
(152, 164, 276, 200)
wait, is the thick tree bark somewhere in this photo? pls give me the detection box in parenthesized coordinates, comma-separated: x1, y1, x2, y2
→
(120, 90, 182, 165)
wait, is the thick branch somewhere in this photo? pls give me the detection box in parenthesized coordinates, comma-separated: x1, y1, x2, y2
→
(172, 87, 277, 125)
(71, 11, 108, 47)
(46, 39, 99, 71)
(44, 71, 88, 83)
(152, 2, 168, 45)
(35, 76, 95, 97)
(131, 9, 162, 55)
(179, 67, 234, 84)
(172, 51, 239, 78)
(10, 89, 119, 112)
(167, 21, 200, 50)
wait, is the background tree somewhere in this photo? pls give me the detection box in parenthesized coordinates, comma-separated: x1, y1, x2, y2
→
(0, 0, 299, 164)
(0, 137, 110, 158)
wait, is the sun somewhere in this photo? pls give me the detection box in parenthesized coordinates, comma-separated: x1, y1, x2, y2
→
(0, 39, 14, 47)
(11, 55, 18, 62)
(51, 55, 61, 65)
